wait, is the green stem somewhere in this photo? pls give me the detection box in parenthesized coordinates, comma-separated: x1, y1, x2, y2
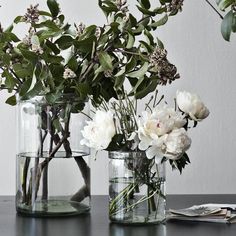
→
(109, 183, 138, 214)
(111, 187, 160, 217)
(22, 157, 30, 203)
(42, 135, 53, 201)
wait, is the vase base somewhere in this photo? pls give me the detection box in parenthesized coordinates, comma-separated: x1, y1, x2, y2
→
(16, 199, 90, 217)
(110, 216, 166, 225)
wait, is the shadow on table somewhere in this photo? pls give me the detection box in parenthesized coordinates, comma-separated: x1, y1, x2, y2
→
(110, 220, 236, 236)
(109, 223, 166, 236)
(166, 220, 235, 236)
(15, 213, 91, 236)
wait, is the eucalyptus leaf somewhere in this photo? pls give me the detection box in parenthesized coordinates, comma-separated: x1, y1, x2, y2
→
(98, 51, 113, 71)
(19, 78, 33, 96)
(114, 75, 125, 90)
(47, 0, 60, 17)
(13, 64, 32, 78)
(5, 95, 17, 106)
(221, 10, 234, 41)
(218, 0, 234, 11)
(55, 35, 74, 50)
(150, 14, 168, 28)
(23, 81, 44, 99)
(135, 80, 158, 99)
(139, 0, 151, 9)
(126, 32, 135, 49)
(127, 62, 149, 78)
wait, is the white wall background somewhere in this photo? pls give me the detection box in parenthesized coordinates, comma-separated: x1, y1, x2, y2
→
(0, 0, 236, 195)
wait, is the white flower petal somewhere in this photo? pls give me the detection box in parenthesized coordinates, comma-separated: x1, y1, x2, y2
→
(146, 146, 159, 159)
(138, 138, 151, 150)
(128, 132, 137, 141)
(155, 156, 163, 165)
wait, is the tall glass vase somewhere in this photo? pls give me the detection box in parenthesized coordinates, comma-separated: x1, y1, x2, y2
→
(16, 95, 90, 217)
(109, 151, 166, 224)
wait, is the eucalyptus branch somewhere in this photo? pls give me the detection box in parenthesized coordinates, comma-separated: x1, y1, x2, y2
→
(154, 94, 164, 108)
(153, 90, 158, 108)
(9, 68, 23, 84)
(137, 15, 152, 24)
(80, 62, 96, 82)
(114, 48, 142, 57)
(0, 87, 17, 91)
(145, 95, 154, 111)
(80, 111, 92, 120)
(126, 95, 138, 130)
(204, 0, 224, 19)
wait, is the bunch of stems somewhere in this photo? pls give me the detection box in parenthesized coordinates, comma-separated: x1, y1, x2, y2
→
(21, 104, 90, 207)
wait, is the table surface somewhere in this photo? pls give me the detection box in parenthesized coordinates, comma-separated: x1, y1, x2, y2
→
(0, 195, 236, 236)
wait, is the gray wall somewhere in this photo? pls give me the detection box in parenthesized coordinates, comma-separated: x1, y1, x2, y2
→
(0, 0, 236, 195)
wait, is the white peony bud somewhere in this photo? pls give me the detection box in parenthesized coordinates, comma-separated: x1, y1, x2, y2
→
(176, 90, 209, 121)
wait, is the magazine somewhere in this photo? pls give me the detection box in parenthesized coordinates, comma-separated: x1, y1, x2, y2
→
(167, 204, 236, 224)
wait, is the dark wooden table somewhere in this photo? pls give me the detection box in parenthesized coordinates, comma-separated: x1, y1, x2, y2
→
(0, 195, 236, 236)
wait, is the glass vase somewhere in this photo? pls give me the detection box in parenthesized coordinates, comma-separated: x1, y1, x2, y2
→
(109, 151, 166, 224)
(16, 95, 90, 217)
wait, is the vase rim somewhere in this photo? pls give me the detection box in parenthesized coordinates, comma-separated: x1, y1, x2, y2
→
(108, 150, 146, 160)
(18, 93, 88, 105)
(109, 150, 145, 154)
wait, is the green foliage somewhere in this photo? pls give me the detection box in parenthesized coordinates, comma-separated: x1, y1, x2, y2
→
(0, 0, 183, 107)
(47, 0, 60, 18)
(216, 0, 236, 41)
(169, 153, 191, 174)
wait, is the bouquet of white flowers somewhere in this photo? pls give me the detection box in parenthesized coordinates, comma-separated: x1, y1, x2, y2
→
(80, 89, 209, 224)
(81, 90, 209, 172)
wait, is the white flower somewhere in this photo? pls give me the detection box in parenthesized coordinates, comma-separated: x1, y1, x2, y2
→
(63, 68, 76, 79)
(75, 22, 86, 36)
(146, 128, 191, 164)
(146, 134, 168, 164)
(80, 110, 116, 150)
(31, 44, 43, 54)
(164, 128, 191, 160)
(176, 90, 209, 121)
(95, 27, 102, 39)
(138, 106, 186, 150)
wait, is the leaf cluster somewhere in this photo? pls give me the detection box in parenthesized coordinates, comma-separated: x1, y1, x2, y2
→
(216, 0, 236, 41)
(0, 0, 183, 107)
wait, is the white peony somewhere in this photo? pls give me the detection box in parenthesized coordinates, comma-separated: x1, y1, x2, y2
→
(80, 110, 116, 150)
(145, 134, 168, 164)
(138, 106, 186, 151)
(176, 90, 209, 121)
(146, 128, 191, 164)
(164, 128, 191, 160)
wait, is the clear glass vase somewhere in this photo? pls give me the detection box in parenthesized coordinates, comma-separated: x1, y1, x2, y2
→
(109, 151, 166, 224)
(16, 95, 91, 217)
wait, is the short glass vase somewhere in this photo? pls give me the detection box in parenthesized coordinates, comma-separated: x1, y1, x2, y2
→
(109, 151, 166, 224)
(16, 95, 91, 217)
